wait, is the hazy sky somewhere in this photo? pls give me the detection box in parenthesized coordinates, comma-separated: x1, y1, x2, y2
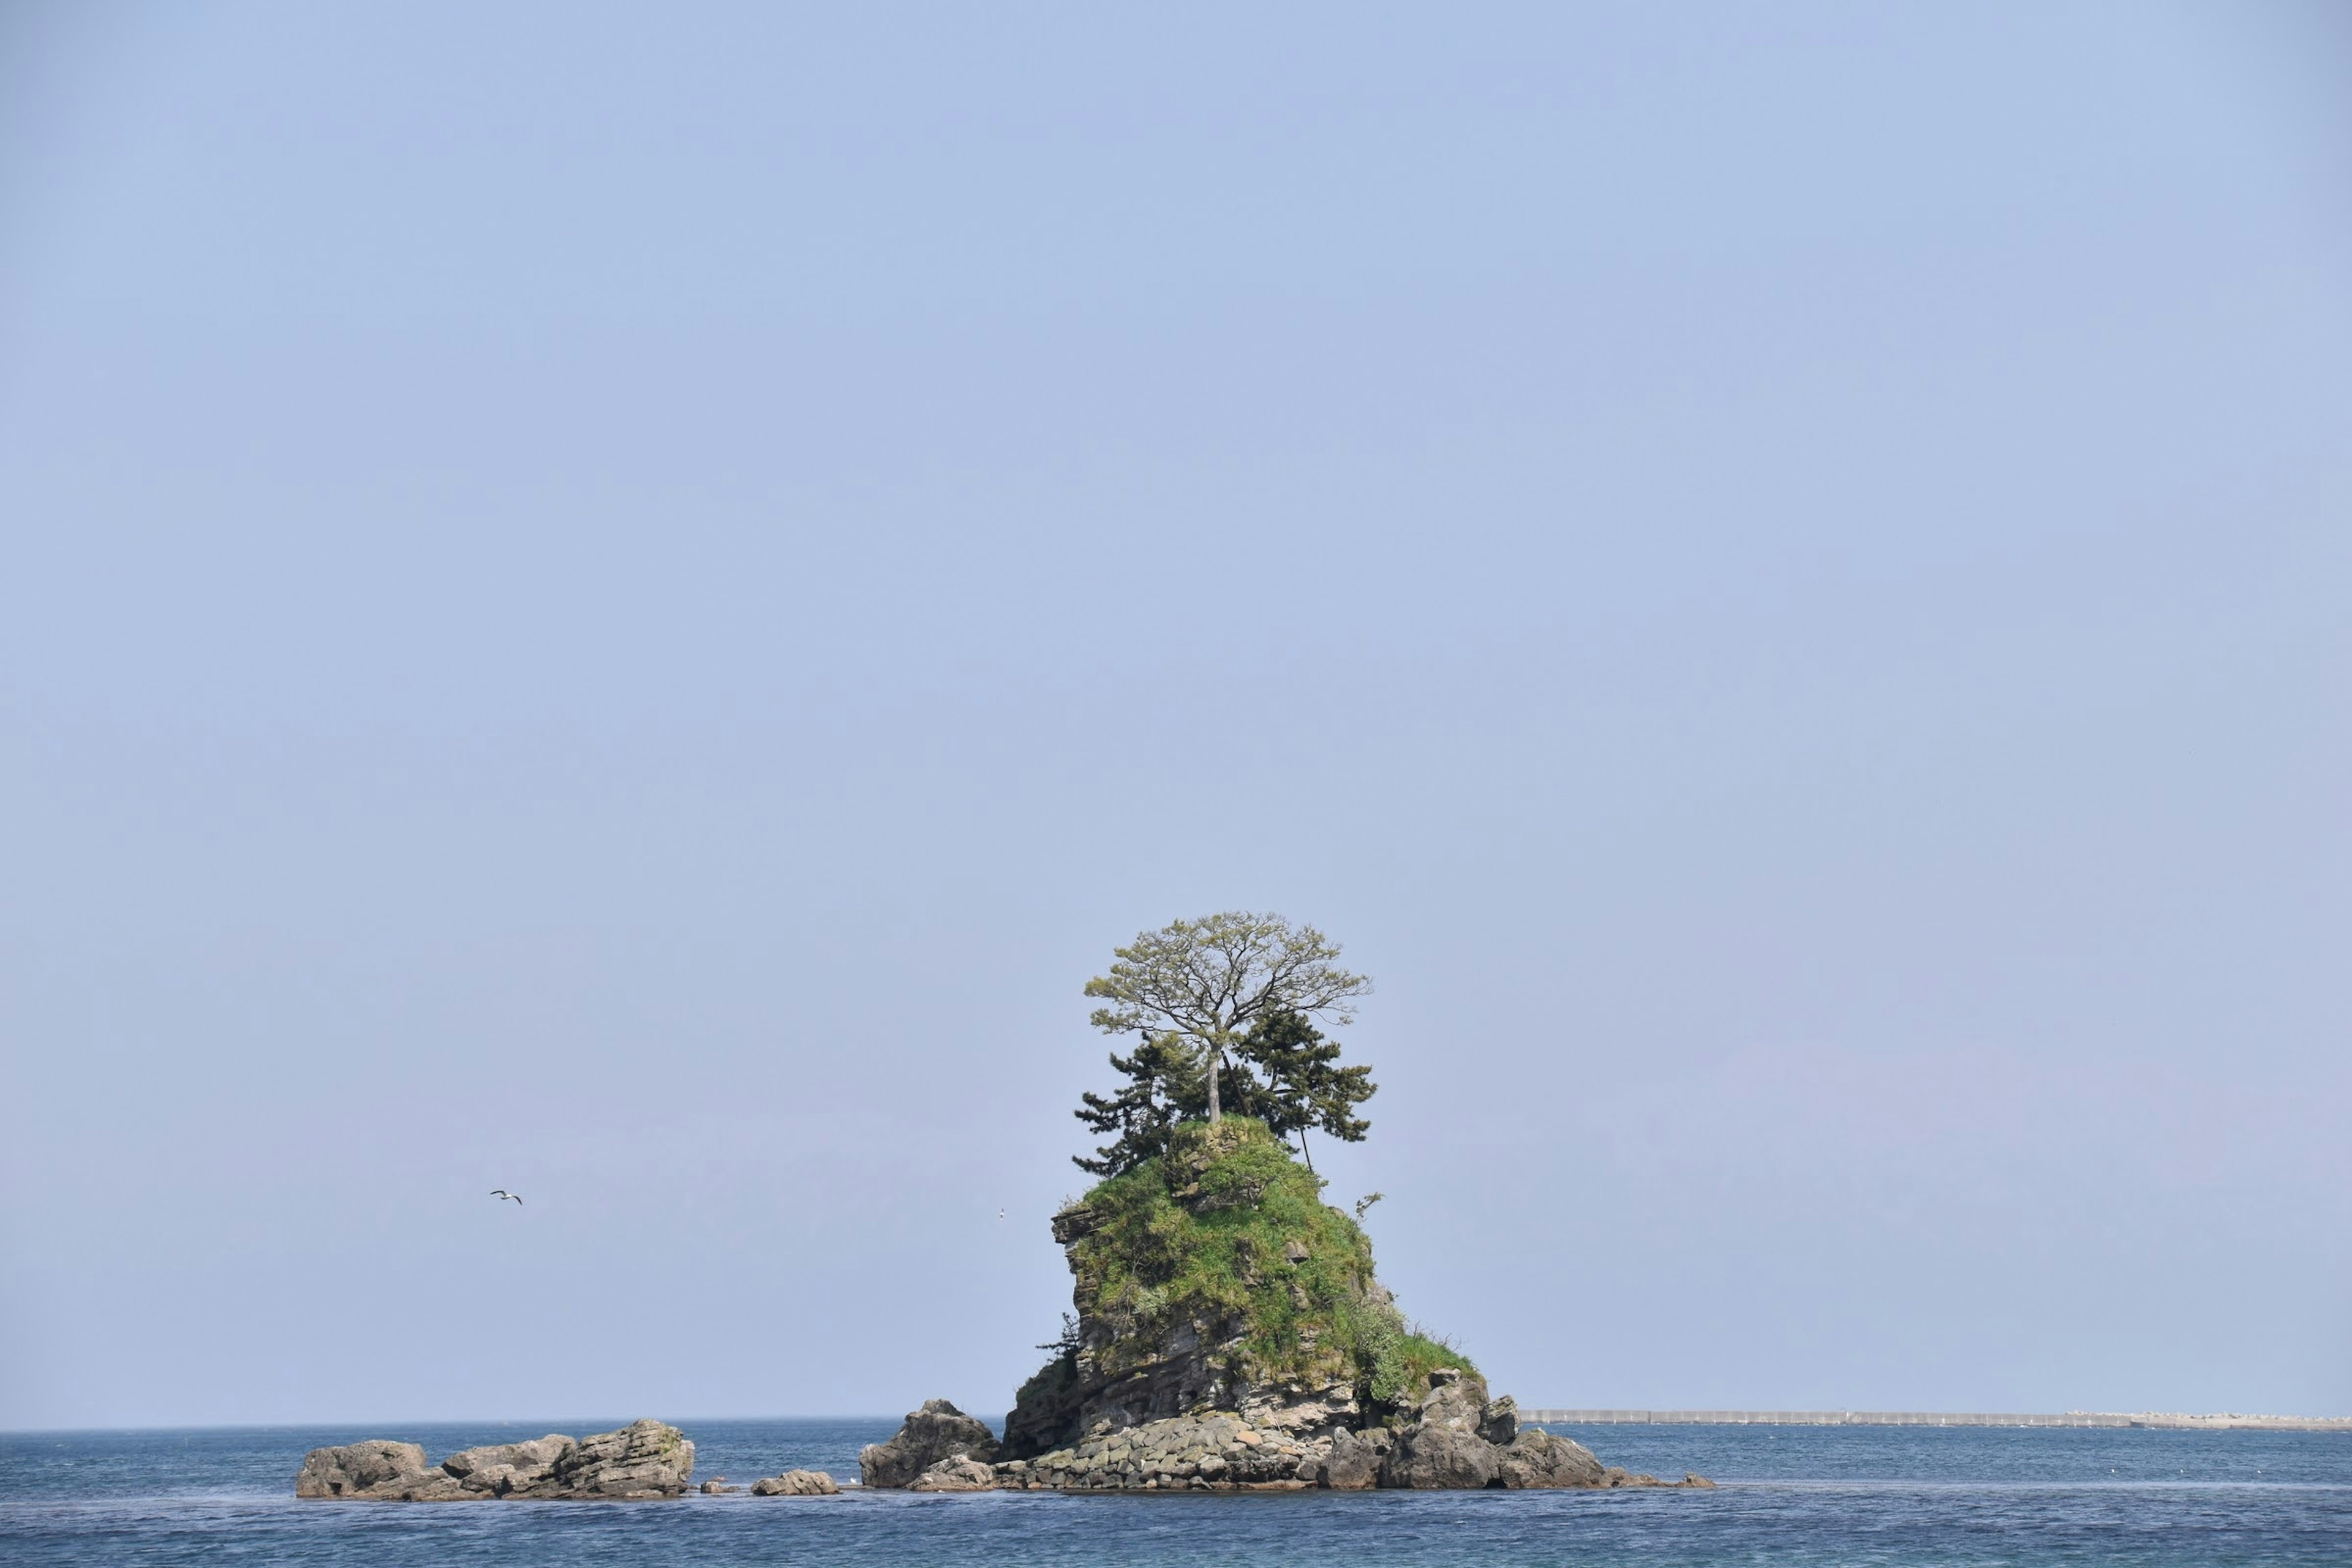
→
(3, 2, 2348, 1431)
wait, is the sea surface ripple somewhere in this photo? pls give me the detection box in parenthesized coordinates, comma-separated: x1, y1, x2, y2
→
(3, 1419, 2345, 1566)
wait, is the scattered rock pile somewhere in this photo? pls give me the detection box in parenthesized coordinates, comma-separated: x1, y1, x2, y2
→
(295, 1419, 695, 1501)
(946, 1369, 1713, 1492)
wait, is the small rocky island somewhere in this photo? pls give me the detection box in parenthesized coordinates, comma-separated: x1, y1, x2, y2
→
(297, 1419, 697, 1500)
(300, 914, 1708, 1501)
(860, 1118, 1710, 1493)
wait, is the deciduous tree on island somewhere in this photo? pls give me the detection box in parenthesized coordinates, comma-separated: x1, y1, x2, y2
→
(1076, 911, 1375, 1174)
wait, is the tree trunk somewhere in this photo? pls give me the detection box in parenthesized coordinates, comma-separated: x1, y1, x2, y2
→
(1205, 1044, 1222, 1123)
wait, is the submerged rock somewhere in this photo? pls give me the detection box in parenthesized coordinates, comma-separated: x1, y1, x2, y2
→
(859, 1400, 1000, 1488)
(294, 1420, 693, 1500)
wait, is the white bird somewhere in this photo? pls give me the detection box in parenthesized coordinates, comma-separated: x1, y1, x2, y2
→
(491, 1189, 523, 1205)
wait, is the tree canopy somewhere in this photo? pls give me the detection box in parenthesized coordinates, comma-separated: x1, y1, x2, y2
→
(1233, 1010, 1374, 1170)
(1083, 911, 1371, 1125)
(1076, 913, 1377, 1174)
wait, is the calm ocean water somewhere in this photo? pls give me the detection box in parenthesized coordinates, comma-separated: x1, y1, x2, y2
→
(2, 1418, 2345, 1566)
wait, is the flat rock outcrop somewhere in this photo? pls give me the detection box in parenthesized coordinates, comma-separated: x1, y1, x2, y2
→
(296, 1420, 694, 1500)
(750, 1469, 841, 1496)
(980, 1393, 1708, 1493)
(998, 1410, 1322, 1490)
(907, 1455, 1000, 1491)
(859, 1399, 1000, 1488)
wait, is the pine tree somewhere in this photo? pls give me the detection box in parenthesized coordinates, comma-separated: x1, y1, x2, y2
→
(1072, 1003, 1376, 1176)
(1072, 1033, 1198, 1176)
(1072, 1031, 1287, 1175)
(1236, 1010, 1375, 1170)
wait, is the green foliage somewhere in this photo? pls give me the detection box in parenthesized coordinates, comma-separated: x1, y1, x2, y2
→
(1236, 1010, 1376, 1164)
(1074, 1011, 1377, 1175)
(1072, 1032, 1200, 1176)
(1367, 1325, 1478, 1410)
(1084, 912, 1371, 1124)
(1054, 1117, 1470, 1421)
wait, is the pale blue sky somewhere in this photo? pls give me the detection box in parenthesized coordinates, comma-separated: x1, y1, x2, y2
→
(2, 2, 2347, 1429)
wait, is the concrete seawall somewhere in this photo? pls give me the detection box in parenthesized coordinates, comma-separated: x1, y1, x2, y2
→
(1516, 1410, 2352, 1433)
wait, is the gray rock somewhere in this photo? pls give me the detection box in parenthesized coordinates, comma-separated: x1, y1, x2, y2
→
(1599, 1465, 1717, 1488)
(296, 1441, 434, 1499)
(551, 1419, 696, 1498)
(371, 1470, 470, 1501)
(1006, 1411, 1330, 1491)
(1477, 1396, 1518, 1447)
(907, 1454, 999, 1491)
(1496, 1429, 1605, 1488)
(699, 1480, 736, 1494)
(1322, 1427, 1387, 1490)
(1381, 1370, 1502, 1489)
(1381, 1421, 1499, 1489)
(441, 1435, 576, 1497)
(297, 1422, 692, 1501)
(750, 1469, 840, 1496)
(860, 1400, 1001, 1488)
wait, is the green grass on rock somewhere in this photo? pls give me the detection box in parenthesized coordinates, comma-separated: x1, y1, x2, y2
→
(1042, 1117, 1474, 1427)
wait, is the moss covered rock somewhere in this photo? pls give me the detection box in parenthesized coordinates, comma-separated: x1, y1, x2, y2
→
(1002, 1118, 1474, 1458)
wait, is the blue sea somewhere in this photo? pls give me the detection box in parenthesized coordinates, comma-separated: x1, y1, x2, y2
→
(3, 1419, 2345, 1566)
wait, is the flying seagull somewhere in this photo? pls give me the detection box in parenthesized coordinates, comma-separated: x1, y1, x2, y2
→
(491, 1189, 523, 1205)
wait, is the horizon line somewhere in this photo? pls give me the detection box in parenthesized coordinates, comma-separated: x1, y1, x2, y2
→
(9, 1408, 2350, 1438)
(1515, 1409, 2352, 1432)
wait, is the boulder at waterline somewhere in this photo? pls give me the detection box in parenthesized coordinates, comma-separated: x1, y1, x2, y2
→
(908, 1455, 1000, 1491)
(859, 1399, 1001, 1488)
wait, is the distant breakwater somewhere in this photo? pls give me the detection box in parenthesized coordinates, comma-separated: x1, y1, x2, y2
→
(1519, 1410, 2352, 1433)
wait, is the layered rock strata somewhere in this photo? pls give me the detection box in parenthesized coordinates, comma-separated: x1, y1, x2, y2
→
(981, 1370, 1712, 1491)
(859, 1398, 1000, 1487)
(295, 1419, 695, 1500)
(908, 1455, 1001, 1491)
(887, 1118, 1711, 1494)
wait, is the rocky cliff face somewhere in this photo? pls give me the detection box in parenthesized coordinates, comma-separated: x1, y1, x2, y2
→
(881, 1118, 1708, 1493)
(1001, 1119, 1433, 1460)
(987, 1367, 1710, 1492)
(295, 1419, 695, 1500)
